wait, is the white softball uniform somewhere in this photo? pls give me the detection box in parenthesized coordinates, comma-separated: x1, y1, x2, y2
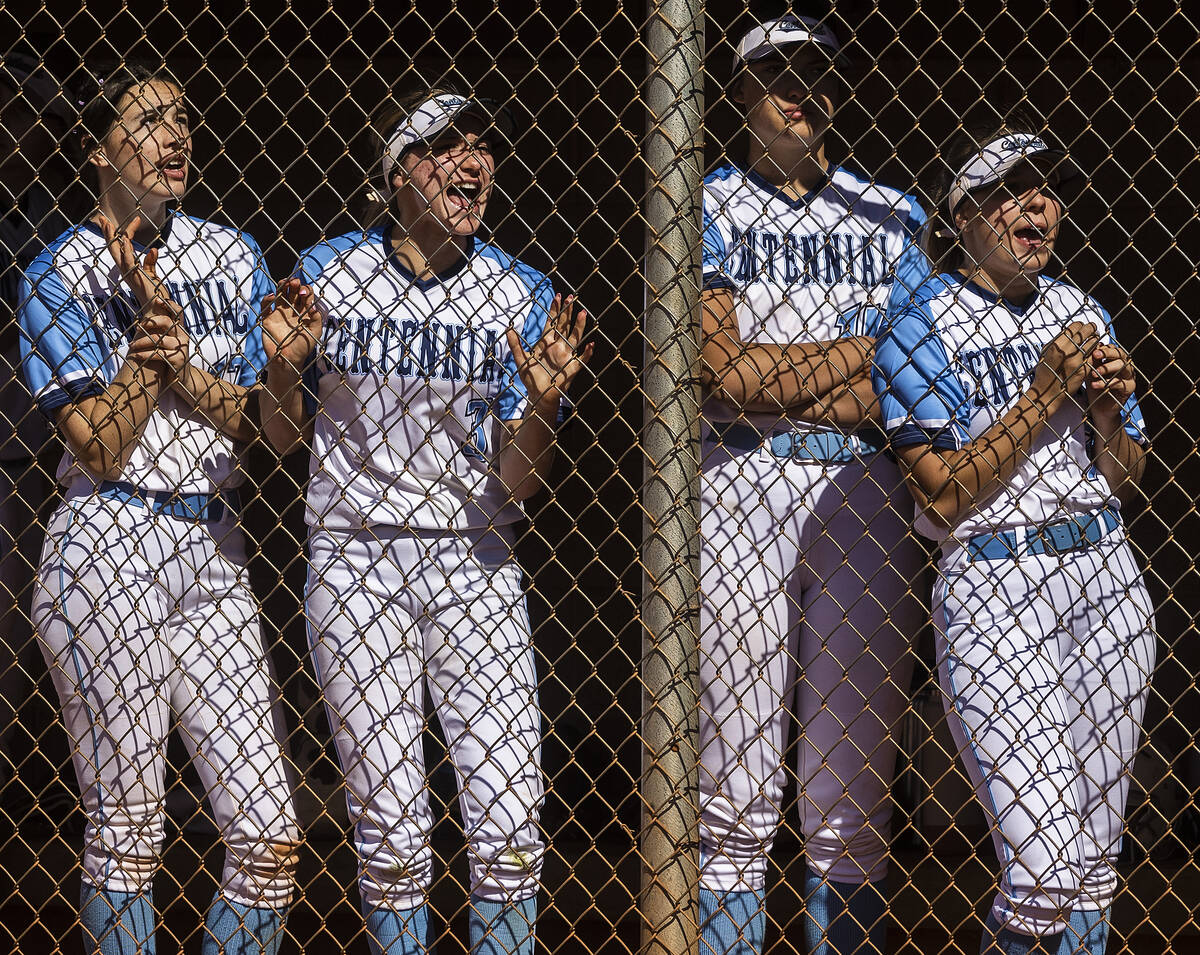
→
(19, 214, 298, 908)
(297, 227, 549, 907)
(873, 271, 1154, 936)
(698, 163, 928, 891)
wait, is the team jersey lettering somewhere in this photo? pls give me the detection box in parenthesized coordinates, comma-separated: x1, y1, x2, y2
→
(959, 341, 1040, 407)
(324, 315, 504, 381)
(730, 226, 892, 287)
(82, 277, 244, 339)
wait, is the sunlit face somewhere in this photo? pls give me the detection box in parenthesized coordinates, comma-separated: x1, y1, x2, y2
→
(91, 79, 191, 204)
(392, 114, 495, 238)
(737, 47, 837, 155)
(956, 163, 1065, 292)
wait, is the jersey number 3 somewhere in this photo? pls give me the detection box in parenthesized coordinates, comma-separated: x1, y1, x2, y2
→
(463, 399, 490, 460)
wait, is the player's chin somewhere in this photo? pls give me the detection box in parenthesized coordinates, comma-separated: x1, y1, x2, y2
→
(445, 207, 486, 236)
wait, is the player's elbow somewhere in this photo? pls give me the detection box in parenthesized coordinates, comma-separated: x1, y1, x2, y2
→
(703, 358, 755, 407)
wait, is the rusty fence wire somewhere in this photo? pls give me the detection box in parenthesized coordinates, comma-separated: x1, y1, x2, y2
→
(0, 1, 1197, 953)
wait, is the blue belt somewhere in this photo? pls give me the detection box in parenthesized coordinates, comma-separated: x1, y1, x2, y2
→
(708, 422, 883, 463)
(97, 480, 229, 523)
(964, 505, 1120, 561)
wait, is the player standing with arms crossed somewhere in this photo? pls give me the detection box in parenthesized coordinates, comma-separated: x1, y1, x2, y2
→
(20, 65, 299, 954)
(697, 6, 927, 954)
(259, 88, 591, 955)
(872, 116, 1154, 955)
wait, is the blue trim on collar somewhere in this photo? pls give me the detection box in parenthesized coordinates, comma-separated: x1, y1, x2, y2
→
(82, 208, 177, 252)
(382, 223, 472, 289)
(743, 165, 831, 209)
(947, 270, 1044, 315)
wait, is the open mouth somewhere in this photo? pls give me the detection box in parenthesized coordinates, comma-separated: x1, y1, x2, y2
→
(446, 181, 483, 212)
(159, 156, 188, 181)
(1014, 226, 1046, 249)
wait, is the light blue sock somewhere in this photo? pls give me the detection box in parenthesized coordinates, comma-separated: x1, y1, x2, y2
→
(981, 909, 1065, 955)
(469, 895, 537, 955)
(202, 895, 286, 955)
(80, 882, 156, 955)
(698, 887, 765, 955)
(1056, 909, 1111, 955)
(803, 869, 888, 954)
(361, 902, 429, 955)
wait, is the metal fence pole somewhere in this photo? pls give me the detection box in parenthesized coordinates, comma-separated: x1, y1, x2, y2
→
(641, 0, 704, 952)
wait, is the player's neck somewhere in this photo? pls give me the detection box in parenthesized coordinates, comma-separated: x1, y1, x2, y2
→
(390, 224, 469, 280)
(746, 142, 829, 200)
(95, 193, 172, 246)
(966, 264, 1041, 305)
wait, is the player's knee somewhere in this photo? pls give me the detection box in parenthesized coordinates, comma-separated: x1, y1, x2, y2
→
(471, 837, 544, 898)
(82, 809, 165, 893)
(802, 822, 890, 884)
(222, 833, 302, 909)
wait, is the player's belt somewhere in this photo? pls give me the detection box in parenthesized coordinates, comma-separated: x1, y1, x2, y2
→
(97, 480, 230, 523)
(964, 505, 1121, 561)
(707, 422, 884, 462)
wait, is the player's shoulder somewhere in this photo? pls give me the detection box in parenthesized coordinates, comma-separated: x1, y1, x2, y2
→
(1040, 274, 1098, 307)
(702, 162, 750, 204)
(176, 211, 264, 256)
(298, 227, 383, 280)
(887, 271, 956, 320)
(830, 165, 927, 230)
(25, 222, 100, 281)
(473, 239, 551, 295)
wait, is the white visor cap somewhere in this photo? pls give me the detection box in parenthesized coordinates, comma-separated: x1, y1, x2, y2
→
(736, 14, 841, 63)
(947, 133, 1079, 215)
(381, 93, 509, 189)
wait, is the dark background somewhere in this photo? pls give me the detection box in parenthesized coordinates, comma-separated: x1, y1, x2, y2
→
(0, 0, 1196, 951)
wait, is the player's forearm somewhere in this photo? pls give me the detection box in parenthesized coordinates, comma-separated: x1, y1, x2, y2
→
(58, 362, 164, 481)
(904, 388, 1062, 530)
(1091, 414, 1147, 506)
(707, 337, 871, 412)
(170, 364, 257, 443)
(261, 361, 313, 455)
(789, 370, 880, 428)
(499, 398, 559, 501)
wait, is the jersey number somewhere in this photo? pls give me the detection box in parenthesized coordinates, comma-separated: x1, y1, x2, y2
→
(463, 399, 489, 460)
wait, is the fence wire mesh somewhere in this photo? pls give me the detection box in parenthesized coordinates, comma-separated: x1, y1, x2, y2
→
(0, 1, 1196, 953)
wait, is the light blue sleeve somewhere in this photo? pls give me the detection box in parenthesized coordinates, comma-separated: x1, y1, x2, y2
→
(232, 233, 273, 387)
(18, 252, 109, 415)
(891, 197, 931, 308)
(1096, 302, 1148, 445)
(496, 269, 556, 421)
(872, 287, 971, 450)
(701, 205, 735, 291)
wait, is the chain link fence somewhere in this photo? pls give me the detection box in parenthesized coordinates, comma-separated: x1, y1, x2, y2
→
(0, 0, 1196, 952)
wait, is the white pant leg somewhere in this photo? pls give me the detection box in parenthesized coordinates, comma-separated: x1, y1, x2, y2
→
(699, 440, 805, 894)
(168, 517, 299, 910)
(0, 457, 54, 756)
(795, 460, 922, 885)
(935, 549, 1090, 937)
(306, 528, 434, 910)
(33, 497, 173, 893)
(1060, 536, 1155, 911)
(421, 527, 544, 902)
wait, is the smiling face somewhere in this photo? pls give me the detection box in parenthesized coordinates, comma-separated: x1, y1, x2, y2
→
(956, 162, 1065, 298)
(392, 113, 495, 241)
(90, 79, 191, 207)
(737, 46, 837, 159)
